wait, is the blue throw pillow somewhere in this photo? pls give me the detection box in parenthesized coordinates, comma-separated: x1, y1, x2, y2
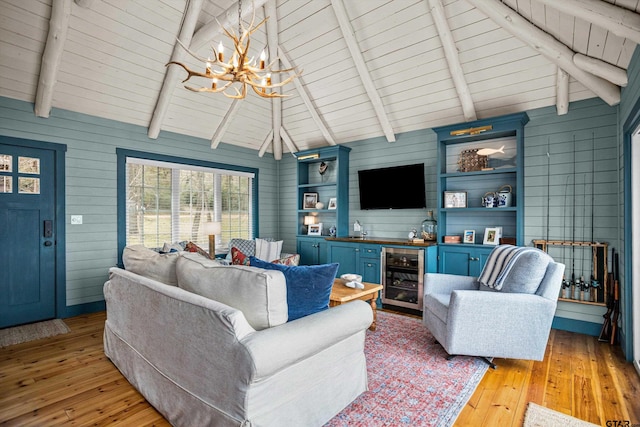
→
(249, 256, 338, 321)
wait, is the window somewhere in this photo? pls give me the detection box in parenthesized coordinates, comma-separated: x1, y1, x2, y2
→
(123, 155, 256, 251)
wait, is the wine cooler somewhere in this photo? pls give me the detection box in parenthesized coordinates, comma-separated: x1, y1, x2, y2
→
(381, 247, 424, 312)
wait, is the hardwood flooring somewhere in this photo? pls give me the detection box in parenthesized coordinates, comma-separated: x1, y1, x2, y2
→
(1, 312, 638, 426)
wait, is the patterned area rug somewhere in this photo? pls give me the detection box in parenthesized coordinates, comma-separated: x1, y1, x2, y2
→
(325, 311, 489, 426)
(0, 319, 70, 348)
(523, 402, 600, 427)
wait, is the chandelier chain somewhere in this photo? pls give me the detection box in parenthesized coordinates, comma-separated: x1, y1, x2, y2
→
(238, 0, 242, 37)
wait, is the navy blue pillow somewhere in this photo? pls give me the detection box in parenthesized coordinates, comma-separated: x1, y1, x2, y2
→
(249, 256, 339, 321)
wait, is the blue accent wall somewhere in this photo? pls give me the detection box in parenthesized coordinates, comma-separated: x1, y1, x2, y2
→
(0, 97, 280, 315)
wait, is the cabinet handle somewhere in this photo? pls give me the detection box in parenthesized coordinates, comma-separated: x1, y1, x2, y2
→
(355, 248, 360, 252)
(469, 257, 479, 261)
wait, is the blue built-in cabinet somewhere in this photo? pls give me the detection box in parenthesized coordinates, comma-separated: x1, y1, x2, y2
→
(433, 113, 529, 275)
(296, 146, 350, 265)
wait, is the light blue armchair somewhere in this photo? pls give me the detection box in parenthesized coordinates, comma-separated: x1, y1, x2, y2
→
(422, 247, 565, 368)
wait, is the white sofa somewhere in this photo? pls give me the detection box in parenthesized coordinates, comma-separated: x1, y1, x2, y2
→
(103, 249, 372, 427)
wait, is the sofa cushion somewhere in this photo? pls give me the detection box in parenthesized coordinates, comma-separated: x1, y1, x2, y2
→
(272, 253, 300, 266)
(176, 253, 288, 330)
(231, 247, 251, 265)
(122, 245, 182, 286)
(185, 241, 211, 259)
(249, 256, 338, 321)
(255, 238, 283, 261)
(226, 238, 256, 261)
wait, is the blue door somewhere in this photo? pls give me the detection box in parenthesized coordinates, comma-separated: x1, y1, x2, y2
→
(0, 144, 56, 328)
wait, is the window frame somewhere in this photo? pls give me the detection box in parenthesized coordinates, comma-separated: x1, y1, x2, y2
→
(116, 149, 259, 267)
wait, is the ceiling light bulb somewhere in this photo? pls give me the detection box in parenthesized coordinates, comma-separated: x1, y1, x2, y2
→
(218, 42, 224, 62)
(212, 77, 217, 89)
(259, 50, 266, 69)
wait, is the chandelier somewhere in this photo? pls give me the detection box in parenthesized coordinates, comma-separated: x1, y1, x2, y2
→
(168, 0, 300, 99)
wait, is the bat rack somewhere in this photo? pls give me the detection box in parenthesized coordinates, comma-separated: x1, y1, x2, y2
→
(532, 240, 608, 306)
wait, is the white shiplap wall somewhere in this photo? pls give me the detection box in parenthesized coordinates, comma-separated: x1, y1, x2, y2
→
(0, 95, 280, 307)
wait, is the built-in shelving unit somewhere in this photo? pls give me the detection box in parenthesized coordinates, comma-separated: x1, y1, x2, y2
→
(296, 146, 350, 264)
(433, 113, 529, 276)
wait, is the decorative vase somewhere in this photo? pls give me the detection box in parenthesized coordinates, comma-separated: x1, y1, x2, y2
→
(315, 202, 324, 209)
(421, 210, 437, 241)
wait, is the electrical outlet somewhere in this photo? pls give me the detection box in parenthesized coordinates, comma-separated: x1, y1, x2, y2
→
(70, 215, 83, 225)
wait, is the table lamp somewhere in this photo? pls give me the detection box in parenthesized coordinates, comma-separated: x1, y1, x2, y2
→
(303, 215, 316, 234)
(203, 221, 222, 258)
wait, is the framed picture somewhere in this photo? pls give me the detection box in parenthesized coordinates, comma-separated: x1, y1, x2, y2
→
(303, 192, 318, 209)
(444, 191, 467, 208)
(463, 230, 475, 244)
(328, 197, 337, 210)
(483, 227, 501, 245)
(308, 223, 323, 236)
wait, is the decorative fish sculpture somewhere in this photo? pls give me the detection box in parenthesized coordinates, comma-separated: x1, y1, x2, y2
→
(477, 145, 504, 156)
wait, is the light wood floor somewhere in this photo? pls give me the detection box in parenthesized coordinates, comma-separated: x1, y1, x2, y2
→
(1, 312, 638, 426)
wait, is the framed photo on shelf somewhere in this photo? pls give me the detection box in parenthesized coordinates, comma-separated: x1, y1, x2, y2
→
(303, 192, 318, 209)
(444, 191, 467, 208)
(483, 227, 501, 245)
(328, 197, 337, 210)
(308, 223, 323, 236)
(463, 230, 475, 244)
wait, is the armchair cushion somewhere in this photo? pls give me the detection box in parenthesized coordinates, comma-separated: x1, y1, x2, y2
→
(478, 245, 552, 293)
(249, 257, 339, 321)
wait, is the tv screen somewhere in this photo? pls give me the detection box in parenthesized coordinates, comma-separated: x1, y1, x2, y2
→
(358, 163, 426, 210)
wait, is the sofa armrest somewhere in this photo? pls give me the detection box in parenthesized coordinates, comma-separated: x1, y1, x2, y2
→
(424, 272, 479, 296)
(241, 300, 373, 379)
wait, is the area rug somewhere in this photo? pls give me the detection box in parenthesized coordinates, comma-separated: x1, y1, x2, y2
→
(523, 402, 600, 427)
(325, 311, 489, 426)
(0, 319, 70, 348)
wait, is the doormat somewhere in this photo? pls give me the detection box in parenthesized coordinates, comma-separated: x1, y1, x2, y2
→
(523, 402, 600, 427)
(0, 319, 70, 348)
(325, 311, 489, 426)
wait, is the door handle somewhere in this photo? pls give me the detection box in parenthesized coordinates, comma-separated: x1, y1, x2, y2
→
(44, 241, 53, 247)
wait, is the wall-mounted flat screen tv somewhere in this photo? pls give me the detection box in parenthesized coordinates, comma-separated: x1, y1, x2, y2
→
(358, 163, 426, 210)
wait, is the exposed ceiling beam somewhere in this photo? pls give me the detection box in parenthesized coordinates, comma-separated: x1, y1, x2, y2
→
(536, 0, 640, 45)
(265, 0, 283, 160)
(34, 0, 72, 118)
(467, 0, 620, 106)
(258, 129, 274, 157)
(556, 67, 569, 115)
(281, 126, 299, 156)
(331, 0, 396, 142)
(211, 99, 241, 149)
(147, 0, 204, 139)
(74, 0, 95, 7)
(278, 46, 337, 146)
(573, 53, 628, 87)
(427, 0, 477, 122)
(190, 0, 269, 53)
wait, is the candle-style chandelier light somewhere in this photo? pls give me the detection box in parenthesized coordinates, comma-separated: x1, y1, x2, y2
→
(168, 0, 300, 99)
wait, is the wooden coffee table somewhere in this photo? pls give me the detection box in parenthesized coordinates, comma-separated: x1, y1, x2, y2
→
(329, 279, 383, 331)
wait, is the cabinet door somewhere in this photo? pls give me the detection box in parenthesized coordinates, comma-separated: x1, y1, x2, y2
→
(439, 246, 472, 276)
(359, 257, 380, 284)
(328, 243, 358, 276)
(471, 247, 493, 276)
(298, 238, 324, 265)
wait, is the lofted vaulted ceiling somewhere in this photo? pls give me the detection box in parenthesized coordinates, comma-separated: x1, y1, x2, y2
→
(1, 0, 639, 159)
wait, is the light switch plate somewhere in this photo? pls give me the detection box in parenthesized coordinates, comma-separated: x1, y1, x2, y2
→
(71, 215, 83, 225)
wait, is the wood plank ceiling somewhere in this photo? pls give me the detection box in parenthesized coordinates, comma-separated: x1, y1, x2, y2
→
(1, 0, 639, 159)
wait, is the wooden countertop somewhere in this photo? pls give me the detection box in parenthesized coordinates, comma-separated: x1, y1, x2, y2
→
(325, 236, 438, 247)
